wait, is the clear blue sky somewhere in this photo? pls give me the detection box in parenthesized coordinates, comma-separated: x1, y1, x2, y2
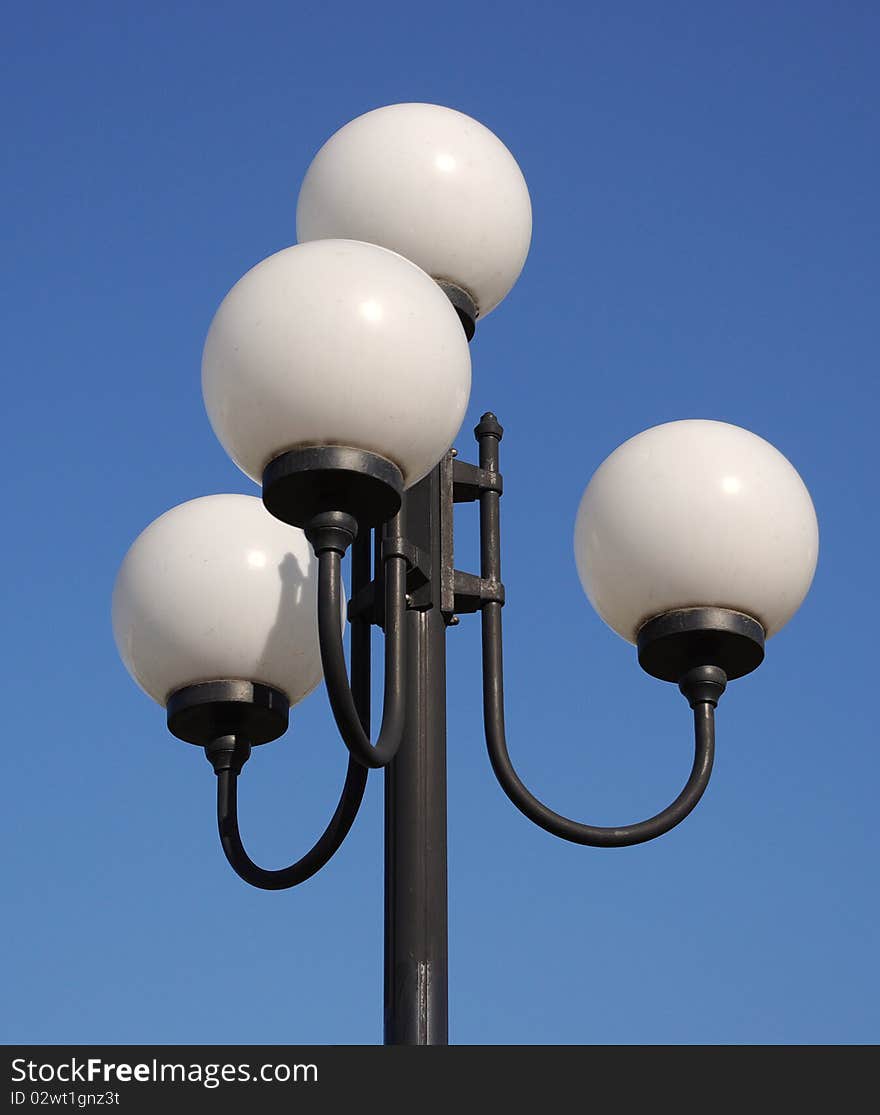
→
(4, 1, 878, 1045)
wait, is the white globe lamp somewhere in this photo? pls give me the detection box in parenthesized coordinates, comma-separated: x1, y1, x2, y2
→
(574, 419, 819, 680)
(296, 103, 532, 325)
(202, 239, 472, 529)
(112, 494, 325, 746)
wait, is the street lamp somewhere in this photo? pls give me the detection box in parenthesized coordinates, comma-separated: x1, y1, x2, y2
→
(111, 103, 819, 1045)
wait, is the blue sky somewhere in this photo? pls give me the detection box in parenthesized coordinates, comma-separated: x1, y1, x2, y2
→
(4, 1, 878, 1044)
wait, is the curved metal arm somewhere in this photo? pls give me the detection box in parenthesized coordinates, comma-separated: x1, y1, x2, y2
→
(315, 541, 407, 770)
(474, 412, 714, 848)
(481, 602, 715, 847)
(209, 524, 380, 890)
(215, 745, 368, 890)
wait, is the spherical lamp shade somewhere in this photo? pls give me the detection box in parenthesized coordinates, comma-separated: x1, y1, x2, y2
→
(296, 103, 532, 318)
(574, 420, 819, 642)
(112, 495, 323, 705)
(202, 239, 471, 489)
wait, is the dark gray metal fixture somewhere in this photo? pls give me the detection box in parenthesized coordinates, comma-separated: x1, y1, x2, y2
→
(178, 315, 769, 1041)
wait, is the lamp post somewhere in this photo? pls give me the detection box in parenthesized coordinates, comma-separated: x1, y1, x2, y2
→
(112, 103, 819, 1046)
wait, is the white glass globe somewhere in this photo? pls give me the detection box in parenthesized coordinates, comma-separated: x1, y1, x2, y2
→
(296, 103, 532, 318)
(112, 495, 323, 705)
(574, 420, 819, 642)
(202, 239, 471, 489)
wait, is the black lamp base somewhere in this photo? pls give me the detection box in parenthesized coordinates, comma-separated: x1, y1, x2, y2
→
(166, 681, 289, 748)
(436, 280, 477, 341)
(637, 607, 765, 683)
(262, 446, 403, 532)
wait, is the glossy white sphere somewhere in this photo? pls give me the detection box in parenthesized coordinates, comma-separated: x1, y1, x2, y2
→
(574, 420, 819, 642)
(112, 495, 323, 705)
(296, 103, 532, 318)
(202, 239, 471, 488)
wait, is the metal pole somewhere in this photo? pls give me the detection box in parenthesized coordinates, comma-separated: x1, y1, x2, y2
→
(383, 464, 449, 1045)
(350, 525, 372, 734)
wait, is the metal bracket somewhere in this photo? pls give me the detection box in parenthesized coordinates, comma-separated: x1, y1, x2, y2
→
(451, 458, 503, 503)
(449, 571, 505, 614)
(347, 583, 378, 625)
(347, 447, 505, 625)
(348, 533, 433, 623)
(439, 452, 505, 622)
(381, 536, 431, 579)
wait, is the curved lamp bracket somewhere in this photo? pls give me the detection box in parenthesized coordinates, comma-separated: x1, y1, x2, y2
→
(213, 741, 367, 891)
(166, 682, 368, 891)
(305, 510, 407, 770)
(471, 414, 764, 848)
(260, 446, 409, 771)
